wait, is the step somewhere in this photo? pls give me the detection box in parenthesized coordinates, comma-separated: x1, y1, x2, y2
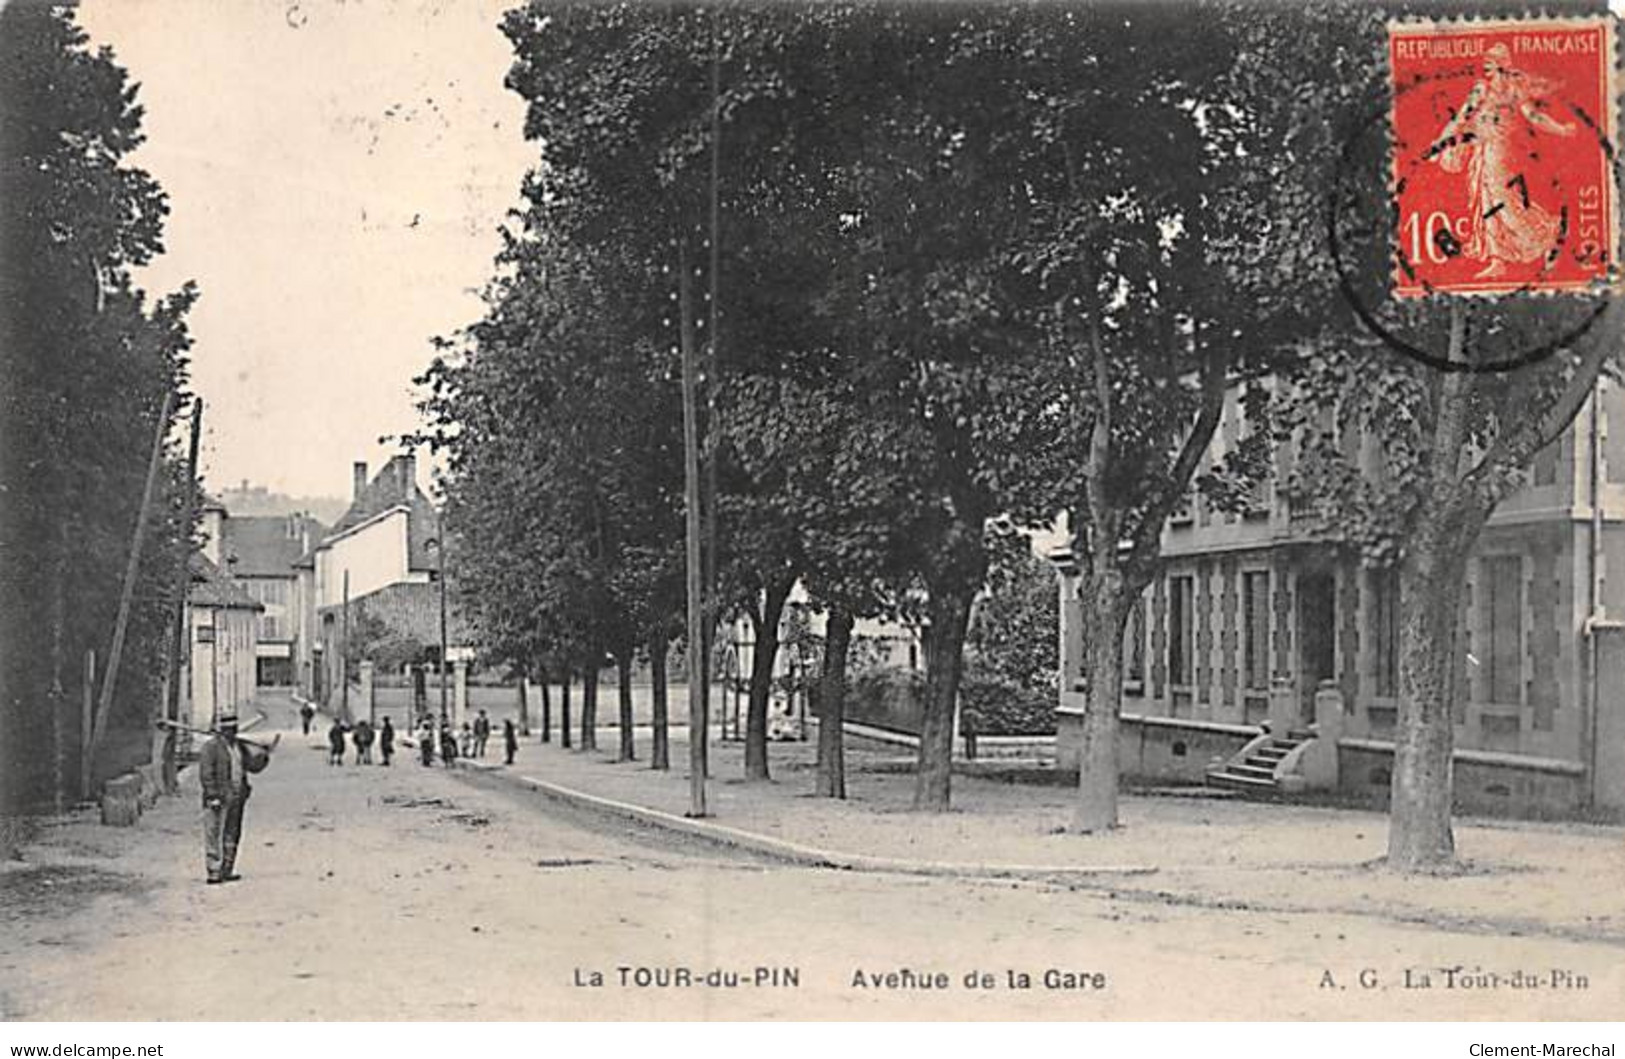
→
(1232, 763, 1279, 780)
(1206, 770, 1277, 790)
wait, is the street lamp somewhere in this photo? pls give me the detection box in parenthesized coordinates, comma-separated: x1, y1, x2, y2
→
(425, 536, 448, 722)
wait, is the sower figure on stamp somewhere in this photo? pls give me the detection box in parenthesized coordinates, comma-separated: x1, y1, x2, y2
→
(1432, 43, 1577, 279)
(199, 708, 272, 885)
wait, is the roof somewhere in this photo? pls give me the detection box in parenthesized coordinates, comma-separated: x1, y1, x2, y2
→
(187, 554, 263, 611)
(222, 514, 326, 578)
(312, 454, 441, 572)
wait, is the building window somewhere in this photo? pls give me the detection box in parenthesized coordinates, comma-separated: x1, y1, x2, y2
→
(1482, 556, 1523, 705)
(1370, 568, 1400, 698)
(1168, 575, 1194, 686)
(1124, 598, 1146, 687)
(1242, 571, 1270, 691)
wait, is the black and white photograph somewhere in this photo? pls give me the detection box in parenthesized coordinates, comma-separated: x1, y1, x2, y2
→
(0, 0, 1622, 1035)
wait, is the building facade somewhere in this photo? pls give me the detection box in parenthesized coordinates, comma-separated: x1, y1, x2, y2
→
(221, 513, 325, 687)
(184, 554, 262, 731)
(1054, 382, 1625, 815)
(295, 454, 469, 717)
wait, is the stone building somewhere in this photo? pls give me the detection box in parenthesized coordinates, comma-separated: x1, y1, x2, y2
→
(1053, 382, 1625, 816)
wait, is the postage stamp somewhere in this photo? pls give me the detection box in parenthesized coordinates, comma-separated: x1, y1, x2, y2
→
(1388, 16, 1618, 298)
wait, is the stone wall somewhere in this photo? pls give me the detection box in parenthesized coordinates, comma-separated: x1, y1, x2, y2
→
(1337, 739, 1588, 818)
(1057, 710, 1257, 785)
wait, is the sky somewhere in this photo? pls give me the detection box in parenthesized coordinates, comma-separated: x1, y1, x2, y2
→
(77, 0, 537, 502)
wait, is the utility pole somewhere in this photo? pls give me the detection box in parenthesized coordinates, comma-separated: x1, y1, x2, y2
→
(341, 569, 350, 725)
(161, 397, 203, 793)
(680, 238, 707, 818)
(433, 534, 449, 720)
(80, 651, 95, 801)
(90, 389, 176, 769)
(700, 20, 723, 782)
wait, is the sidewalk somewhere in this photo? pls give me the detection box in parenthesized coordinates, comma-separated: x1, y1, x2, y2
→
(466, 727, 1625, 945)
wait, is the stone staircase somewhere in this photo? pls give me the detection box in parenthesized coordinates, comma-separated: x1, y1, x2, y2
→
(1205, 730, 1315, 795)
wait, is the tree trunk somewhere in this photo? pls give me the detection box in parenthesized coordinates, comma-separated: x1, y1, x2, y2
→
(814, 604, 854, 799)
(649, 628, 670, 771)
(744, 575, 794, 781)
(1387, 506, 1479, 870)
(517, 668, 530, 737)
(538, 664, 551, 743)
(559, 671, 572, 750)
(1388, 302, 1478, 872)
(580, 664, 598, 751)
(616, 652, 635, 763)
(914, 584, 975, 811)
(1074, 571, 1133, 832)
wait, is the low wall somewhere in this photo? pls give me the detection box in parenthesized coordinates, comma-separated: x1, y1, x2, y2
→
(1337, 739, 1587, 817)
(1057, 710, 1258, 785)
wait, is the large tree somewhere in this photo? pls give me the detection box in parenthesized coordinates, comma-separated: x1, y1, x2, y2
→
(0, 4, 196, 823)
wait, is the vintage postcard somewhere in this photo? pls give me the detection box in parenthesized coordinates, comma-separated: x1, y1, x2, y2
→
(1, 0, 1621, 1035)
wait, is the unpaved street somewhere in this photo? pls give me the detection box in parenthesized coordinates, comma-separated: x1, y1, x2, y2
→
(2, 694, 1619, 1021)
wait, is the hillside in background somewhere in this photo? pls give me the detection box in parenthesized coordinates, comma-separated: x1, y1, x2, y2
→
(217, 481, 348, 525)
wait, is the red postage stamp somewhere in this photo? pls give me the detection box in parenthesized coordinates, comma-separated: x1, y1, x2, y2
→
(1389, 16, 1618, 298)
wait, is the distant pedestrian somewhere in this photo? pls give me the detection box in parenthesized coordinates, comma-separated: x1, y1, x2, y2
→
(473, 710, 491, 758)
(327, 719, 347, 766)
(439, 723, 459, 767)
(418, 719, 435, 767)
(379, 717, 395, 766)
(353, 718, 374, 765)
(298, 702, 315, 736)
(459, 722, 474, 759)
(502, 718, 518, 765)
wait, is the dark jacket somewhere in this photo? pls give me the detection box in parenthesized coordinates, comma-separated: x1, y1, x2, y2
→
(199, 735, 261, 805)
(328, 723, 346, 751)
(380, 721, 395, 751)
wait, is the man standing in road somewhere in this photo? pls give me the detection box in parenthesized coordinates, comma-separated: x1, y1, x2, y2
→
(379, 716, 395, 766)
(473, 710, 491, 758)
(502, 718, 518, 766)
(199, 708, 271, 885)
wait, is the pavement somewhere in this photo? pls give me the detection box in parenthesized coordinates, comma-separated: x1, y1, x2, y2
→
(1, 690, 1622, 1020)
(466, 721, 1625, 946)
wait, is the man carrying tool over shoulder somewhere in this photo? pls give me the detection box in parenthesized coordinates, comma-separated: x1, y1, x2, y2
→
(199, 707, 273, 885)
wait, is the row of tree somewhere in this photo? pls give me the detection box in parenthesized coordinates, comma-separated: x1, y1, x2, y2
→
(414, 1, 1619, 872)
(1, 5, 198, 826)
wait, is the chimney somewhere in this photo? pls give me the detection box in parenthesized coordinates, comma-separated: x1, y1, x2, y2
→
(353, 461, 368, 501)
(399, 453, 417, 498)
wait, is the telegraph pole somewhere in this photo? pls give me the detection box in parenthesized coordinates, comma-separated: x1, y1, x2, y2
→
(341, 569, 350, 724)
(700, 20, 723, 779)
(90, 389, 176, 769)
(680, 238, 707, 818)
(161, 397, 203, 793)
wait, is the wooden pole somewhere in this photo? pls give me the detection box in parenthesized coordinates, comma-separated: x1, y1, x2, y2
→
(161, 398, 202, 793)
(80, 650, 95, 801)
(90, 389, 176, 768)
(699, 11, 723, 783)
(341, 569, 350, 725)
(680, 239, 707, 818)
